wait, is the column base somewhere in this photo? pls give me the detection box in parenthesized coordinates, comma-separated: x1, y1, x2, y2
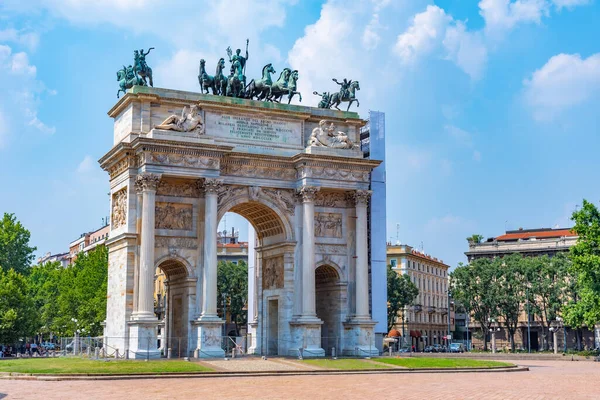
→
(247, 320, 259, 355)
(343, 319, 378, 357)
(289, 318, 325, 358)
(128, 320, 161, 359)
(193, 317, 225, 358)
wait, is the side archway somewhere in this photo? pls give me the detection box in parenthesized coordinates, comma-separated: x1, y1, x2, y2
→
(315, 264, 346, 355)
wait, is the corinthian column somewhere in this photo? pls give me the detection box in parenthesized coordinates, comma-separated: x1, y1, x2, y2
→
(200, 178, 223, 319)
(353, 190, 372, 319)
(298, 185, 320, 319)
(133, 173, 161, 320)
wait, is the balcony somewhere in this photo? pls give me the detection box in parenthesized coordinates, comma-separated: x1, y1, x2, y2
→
(427, 306, 435, 314)
(413, 304, 422, 313)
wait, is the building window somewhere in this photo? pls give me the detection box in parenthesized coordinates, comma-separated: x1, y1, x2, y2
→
(390, 259, 397, 267)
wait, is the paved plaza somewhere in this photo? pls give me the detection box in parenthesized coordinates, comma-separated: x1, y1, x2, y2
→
(1, 359, 598, 399)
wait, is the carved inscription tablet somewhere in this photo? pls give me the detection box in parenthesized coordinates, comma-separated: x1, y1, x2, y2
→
(205, 112, 302, 146)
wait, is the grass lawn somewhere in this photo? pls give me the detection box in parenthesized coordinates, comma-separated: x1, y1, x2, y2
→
(376, 357, 514, 369)
(302, 358, 392, 370)
(0, 358, 213, 375)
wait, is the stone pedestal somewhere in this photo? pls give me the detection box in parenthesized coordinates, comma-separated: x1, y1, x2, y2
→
(193, 318, 225, 358)
(247, 321, 259, 354)
(128, 320, 161, 359)
(343, 320, 378, 357)
(290, 319, 325, 357)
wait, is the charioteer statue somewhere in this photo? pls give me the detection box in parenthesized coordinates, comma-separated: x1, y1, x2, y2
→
(226, 39, 249, 97)
(116, 47, 155, 98)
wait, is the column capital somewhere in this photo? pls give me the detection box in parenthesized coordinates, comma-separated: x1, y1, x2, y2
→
(202, 178, 224, 195)
(135, 173, 161, 192)
(351, 190, 372, 206)
(297, 186, 320, 203)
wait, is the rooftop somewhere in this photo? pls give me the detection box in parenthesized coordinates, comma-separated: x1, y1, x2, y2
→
(387, 243, 448, 267)
(495, 227, 576, 241)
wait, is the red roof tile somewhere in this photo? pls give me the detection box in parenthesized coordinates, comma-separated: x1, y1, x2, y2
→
(496, 229, 576, 241)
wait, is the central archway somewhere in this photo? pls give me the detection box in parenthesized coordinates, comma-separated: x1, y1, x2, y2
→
(217, 191, 295, 356)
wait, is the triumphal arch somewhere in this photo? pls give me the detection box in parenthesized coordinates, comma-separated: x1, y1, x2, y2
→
(101, 86, 381, 358)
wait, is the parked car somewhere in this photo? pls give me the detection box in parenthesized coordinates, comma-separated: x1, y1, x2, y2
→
(398, 347, 411, 353)
(432, 344, 446, 353)
(449, 343, 465, 353)
(41, 342, 56, 350)
(424, 345, 435, 353)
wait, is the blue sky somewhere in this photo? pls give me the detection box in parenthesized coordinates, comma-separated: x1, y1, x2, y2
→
(0, 0, 598, 268)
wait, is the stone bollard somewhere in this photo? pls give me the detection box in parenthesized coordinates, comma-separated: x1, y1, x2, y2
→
(193, 348, 199, 359)
(167, 348, 172, 359)
(115, 349, 119, 359)
(95, 347, 99, 359)
(231, 347, 236, 359)
(332, 347, 337, 359)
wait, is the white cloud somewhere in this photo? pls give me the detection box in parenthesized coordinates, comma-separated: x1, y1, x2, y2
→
(523, 53, 600, 120)
(288, 1, 371, 107)
(10, 52, 36, 75)
(394, 5, 487, 79)
(443, 22, 487, 80)
(394, 5, 451, 64)
(0, 44, 55, 145)
(77, 155, 95, 174)
(0, 29, 40, 51)
(552, 0, 591, 9)
(479, 0, 549, 38)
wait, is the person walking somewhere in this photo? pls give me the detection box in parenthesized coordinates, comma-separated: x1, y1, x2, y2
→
(25, 342, 31, 357)
(31, 342, 38, 357)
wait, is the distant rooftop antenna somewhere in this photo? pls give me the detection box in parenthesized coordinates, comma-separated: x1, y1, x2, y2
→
(420, 241, 424, 252)
(396, 223, 400, 243)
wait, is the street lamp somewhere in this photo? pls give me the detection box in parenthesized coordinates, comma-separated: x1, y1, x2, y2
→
(488, 318, 501, 353)
(551, 317, 567, 354)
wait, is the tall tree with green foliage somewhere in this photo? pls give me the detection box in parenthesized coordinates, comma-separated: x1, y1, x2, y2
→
(565, 199, 600, 329)
(0, 213, 37, 274)
(387, 265, 419, 332)
(217, 260, 248, 336)
(451, 258, 499, 351)
(28, 261, 63, 336)
(495, 254, 526, 352)
(0, 269, 37, 344)
(526, 254, 570, 350)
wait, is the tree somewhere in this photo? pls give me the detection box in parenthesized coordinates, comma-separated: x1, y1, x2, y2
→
(495, 254, 526, 352)
(217, 260, 248, 336)
(451, 259, 499, 351)
(28, 261, 63, 337)
(526, 254, 569, 350)
(0, 269, 37, 344)
(466, 234, 484, 244)
(0, 213, 37, 274)
(386, 265, 419, 332)
(566, 199, 600, 328)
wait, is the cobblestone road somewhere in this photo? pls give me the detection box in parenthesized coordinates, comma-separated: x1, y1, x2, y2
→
(1, 359, 598, 399)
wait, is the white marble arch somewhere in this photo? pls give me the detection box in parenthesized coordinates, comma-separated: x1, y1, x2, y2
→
(101, 87, 382, 359)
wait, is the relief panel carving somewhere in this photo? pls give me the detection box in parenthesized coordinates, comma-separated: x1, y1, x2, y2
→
(157, 179, 199, 197)
(222, 163, 296, 180)
(314, 212, 343, 238)
(262, 256, 284, 290)
(314, 191, 349, 208)
(155, 202, 193, 230)
(111, 188, 127, 229)
(149, 152, 219, 169)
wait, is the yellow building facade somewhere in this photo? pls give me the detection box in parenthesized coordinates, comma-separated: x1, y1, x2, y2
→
(387, 244, 454, 350)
